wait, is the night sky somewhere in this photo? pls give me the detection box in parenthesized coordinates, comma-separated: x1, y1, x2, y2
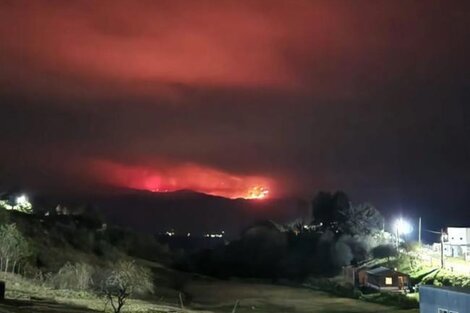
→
(0, 1, 469, 224)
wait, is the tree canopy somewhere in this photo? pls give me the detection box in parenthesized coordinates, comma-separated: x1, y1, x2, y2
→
(0, 223, 32, 273)
(312, 191, 383, 236)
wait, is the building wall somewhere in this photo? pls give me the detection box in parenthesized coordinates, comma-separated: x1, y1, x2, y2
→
(446, 227, 470, 258)
(358, 272, 408, 290)
(447, 228, 470, 245)
(343, 266, 355, 285)
(420, 286, 470, 313)
(358, 270, 368, 286)
(444, 243, 462, 257)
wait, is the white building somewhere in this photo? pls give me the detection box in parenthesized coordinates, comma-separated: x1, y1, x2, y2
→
(443, 227, 470, 259)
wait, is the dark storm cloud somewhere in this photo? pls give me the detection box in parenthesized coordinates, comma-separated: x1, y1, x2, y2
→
(0, 1, 469, 216)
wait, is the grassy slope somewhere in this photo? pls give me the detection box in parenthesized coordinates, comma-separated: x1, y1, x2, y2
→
(185, 280, 419, 313)
(0, 272, 205, 313)
(1, 266, 419, 313)
(0, 299, 96, 313)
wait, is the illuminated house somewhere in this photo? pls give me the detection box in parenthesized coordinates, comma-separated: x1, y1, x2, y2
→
(444, 227, 470, 260)
(357, 266, 410, 292)
(420, 285, 470, 313)
(343, 265, 410, 292)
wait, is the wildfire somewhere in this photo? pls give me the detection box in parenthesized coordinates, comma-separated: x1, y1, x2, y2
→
(90, 160, 272, 200)
(245, 186, 269, 200)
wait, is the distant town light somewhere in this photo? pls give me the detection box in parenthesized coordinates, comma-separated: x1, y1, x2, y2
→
(394, 218, 413, 235)
(16, 194, 28, 205)
(204, 232, 223, 238)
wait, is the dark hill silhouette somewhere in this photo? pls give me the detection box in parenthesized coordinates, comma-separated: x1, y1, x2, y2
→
(30, 189, 308, 238)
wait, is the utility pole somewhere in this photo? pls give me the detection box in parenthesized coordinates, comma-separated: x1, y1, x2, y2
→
(440, 228, 445, 269)
(424, 228, 446, 269)
(418, 217, 422, 246)
(396, 227, 400, 252)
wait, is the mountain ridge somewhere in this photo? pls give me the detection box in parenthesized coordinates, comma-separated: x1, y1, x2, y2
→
(29, 188, 309, 238)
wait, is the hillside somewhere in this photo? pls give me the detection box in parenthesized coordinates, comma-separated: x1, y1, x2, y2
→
(31, 189, 308, 238)
(0, 198, 420, 313)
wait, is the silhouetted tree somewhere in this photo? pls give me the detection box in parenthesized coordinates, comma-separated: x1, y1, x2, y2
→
(371, 244, 397, 261)
(0, 208, 9, 225)
(312, 192, 383, 236)
(0, 224, 31, 273)
(311, 191, 350, 232)
(341, 203, 383, 235)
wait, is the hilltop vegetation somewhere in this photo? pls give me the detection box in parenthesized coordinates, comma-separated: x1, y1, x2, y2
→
(182, 191, 391, 280)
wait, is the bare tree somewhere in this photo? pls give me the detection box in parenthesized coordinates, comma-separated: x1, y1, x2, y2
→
(0, 224, 31, 273)
(97, 260, 153, 313)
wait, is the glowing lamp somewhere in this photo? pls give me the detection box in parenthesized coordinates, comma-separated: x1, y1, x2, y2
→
(16, 195, 28, 205)
(394, 218, 413, 235)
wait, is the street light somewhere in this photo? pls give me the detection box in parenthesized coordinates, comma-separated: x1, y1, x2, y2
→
(394, 218, 413, 250)
(395, 218, 413, 235)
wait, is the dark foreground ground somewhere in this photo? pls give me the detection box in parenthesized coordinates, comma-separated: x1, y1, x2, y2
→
(186, 280, 419, 313)
(0, 298, 97, 313)
(0, 266, 419, 313)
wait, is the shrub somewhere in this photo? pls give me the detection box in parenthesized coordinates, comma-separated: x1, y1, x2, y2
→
(371, 245, 397, 260)
(420, 270, 470, 288)
(50, 262, 94, 291)
(360, 292, 419, 309)
(305, 278, 362, 299)
(306, 278, 418, 309)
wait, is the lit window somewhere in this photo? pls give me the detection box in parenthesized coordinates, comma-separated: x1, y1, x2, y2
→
(385, 277, 393, 285)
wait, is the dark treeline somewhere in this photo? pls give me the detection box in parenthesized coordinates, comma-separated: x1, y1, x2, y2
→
(179, 191, 388, 280)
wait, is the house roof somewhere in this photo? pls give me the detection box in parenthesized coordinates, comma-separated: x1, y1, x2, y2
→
(421, 285, 470, 295)
(366, 266, 409, 277)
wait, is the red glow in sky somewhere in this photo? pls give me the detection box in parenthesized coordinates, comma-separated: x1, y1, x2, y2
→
(0, 1, 317, 99)
(0, 0, 466, 213)
(91, 160, 273, 199)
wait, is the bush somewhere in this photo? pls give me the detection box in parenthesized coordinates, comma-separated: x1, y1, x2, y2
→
(371, 245, 397, 260)
(305, 278, 362, 299)
(306, 278, 418, 309)
(50, 262, 94, 291)
(0, 208, 9, 225)
(360, 292, 419, 309)
(420, 269, 470, 288)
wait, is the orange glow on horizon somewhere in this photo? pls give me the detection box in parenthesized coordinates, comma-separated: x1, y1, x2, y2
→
(246, 186, 269, 200)
(90, 160, 273, 200)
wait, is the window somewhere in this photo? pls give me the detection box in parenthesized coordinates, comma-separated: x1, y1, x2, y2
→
(385, 277, 393, 285)
(438, 309, 448, 313)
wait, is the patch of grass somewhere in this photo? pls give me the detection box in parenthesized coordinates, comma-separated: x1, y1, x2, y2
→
(186, 280, 418, 313)
(360, 292, 419, 309)
(304, 277, 418, 310)
(420, 269, 470, 287)
(0, 272, 201, 312)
